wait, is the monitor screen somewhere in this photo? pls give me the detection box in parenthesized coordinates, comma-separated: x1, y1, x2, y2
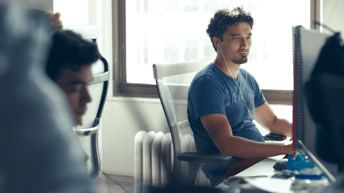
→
(292, 26, 338, 176)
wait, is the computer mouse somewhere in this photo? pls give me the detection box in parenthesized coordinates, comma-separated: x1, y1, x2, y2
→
(273, 159, 288, 171)
(265, 133, 287, 141)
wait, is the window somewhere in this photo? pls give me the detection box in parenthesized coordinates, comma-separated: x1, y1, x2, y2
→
(53, 0, 89, 26)
(115, 0, 320, 104)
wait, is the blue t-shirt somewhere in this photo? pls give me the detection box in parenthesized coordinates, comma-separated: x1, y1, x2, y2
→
(187, 63, 266, 186)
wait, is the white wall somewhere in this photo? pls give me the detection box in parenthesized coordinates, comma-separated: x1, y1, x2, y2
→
(323, 0, 344, 34)
(101, 97, 169, 176)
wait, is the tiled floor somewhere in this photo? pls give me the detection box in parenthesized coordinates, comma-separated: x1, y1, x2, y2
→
(94, 173, 134, 193)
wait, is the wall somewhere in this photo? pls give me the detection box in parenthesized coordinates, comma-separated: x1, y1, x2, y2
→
(101, 97, 169, 176)
(323, 0, 344, 34)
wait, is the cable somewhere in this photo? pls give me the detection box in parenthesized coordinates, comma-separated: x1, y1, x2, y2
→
(218, 43, 253, 122)
(314, 21, 336, 34)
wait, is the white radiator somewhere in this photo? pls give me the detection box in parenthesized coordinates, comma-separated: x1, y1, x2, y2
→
(134, 131, 209, 193)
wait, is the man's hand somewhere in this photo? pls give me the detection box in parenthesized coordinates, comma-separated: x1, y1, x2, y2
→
(284, 144, 297, 155)
(255, 102, 293, 137)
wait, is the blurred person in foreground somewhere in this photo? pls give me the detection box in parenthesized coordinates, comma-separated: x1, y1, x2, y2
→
(0, 4, 95, 193)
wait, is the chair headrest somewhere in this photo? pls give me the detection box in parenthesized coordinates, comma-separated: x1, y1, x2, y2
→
(63, 25, 101, 39)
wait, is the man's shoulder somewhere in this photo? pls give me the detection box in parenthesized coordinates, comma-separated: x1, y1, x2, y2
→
(192, 63, 223, 83)
(189, 64, 226, 96)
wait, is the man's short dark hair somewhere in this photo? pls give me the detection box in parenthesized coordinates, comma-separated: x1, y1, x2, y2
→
(46, 30, 100, 81)
(206, 6, 254, 52)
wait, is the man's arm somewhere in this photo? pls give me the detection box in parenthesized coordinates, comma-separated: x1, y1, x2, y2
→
(200, 113, 294, 159)
(255, 102, 293, 137)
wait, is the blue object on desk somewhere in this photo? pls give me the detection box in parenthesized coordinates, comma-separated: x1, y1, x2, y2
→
(295, 174, 324, 180)
(286, 150, 315, 171)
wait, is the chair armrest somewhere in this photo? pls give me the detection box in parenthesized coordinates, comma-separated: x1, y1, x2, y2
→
(73, 118, 100, 136)
(177, 152, 234, 165)
(264, 133, 287, 141)
(89, 71, 109, 85)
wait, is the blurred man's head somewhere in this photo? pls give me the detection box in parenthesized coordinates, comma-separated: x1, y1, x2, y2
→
(30, 8, 63, 30)
(46, 30, 100, 125)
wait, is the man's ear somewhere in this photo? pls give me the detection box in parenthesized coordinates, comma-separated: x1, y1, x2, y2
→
(212, 36, 221, 51)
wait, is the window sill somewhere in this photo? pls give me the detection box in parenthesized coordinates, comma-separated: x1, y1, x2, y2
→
(105, 95, 161, 104)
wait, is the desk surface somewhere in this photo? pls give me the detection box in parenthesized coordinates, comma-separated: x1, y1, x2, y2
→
(216, 154, 332, 193)
(214, 139, 290, 191)
(233, 140, 289, 177)
(215, 155, 285, 192)
(235, 154, 285, 177)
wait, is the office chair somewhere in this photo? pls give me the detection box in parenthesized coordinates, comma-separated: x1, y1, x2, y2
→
(153, 58, 234, 187)
(64, 25, 109, 180)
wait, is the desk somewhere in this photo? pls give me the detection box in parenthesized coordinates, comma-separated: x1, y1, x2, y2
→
(216, 154, 331, 193)
(214, 138, 291, 192)
(235, 155, 285, 177)
(215, 155, 287, 192)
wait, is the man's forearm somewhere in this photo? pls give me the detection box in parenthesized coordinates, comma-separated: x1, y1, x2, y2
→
(218, 135, 291, 159)
(269, 118, 293, 137)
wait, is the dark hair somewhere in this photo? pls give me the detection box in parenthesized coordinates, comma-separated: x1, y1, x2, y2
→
(206, 6, 254, 52)
(46, 30, 100, 81)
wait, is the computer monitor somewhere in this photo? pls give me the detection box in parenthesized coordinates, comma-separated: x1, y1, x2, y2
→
(292, 26, 337, 179)
(292, 26, 328, 152)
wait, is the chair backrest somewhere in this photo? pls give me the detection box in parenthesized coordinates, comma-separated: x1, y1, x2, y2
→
(153, 58, 210, 176)
(64, 25, 109, 179)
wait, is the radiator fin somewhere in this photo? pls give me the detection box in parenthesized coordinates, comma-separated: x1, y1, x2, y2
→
(134, 131, 209, 193)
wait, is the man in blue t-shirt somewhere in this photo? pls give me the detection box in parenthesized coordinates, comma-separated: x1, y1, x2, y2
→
(187, 6, 295, 187)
